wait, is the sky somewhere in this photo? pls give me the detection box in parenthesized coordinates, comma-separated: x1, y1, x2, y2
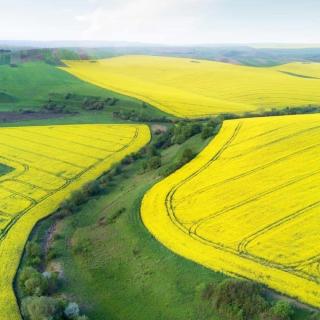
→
(1, 0, 320, 45)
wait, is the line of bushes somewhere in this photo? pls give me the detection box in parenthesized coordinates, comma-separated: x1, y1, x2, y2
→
(41, 93, 119, 113)
(220, 105, 320, 120)
(202, 279, 320, 320)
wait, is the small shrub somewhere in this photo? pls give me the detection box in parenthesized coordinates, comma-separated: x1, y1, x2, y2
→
(21, 296, 62, 320)
(25, 242, 42, 267)
(211, 280, 269, 320)
(64, 302, 80, 319)
(149, 156, 162, 169)
(19, 267, 48, 297)
(270, 301, 294, 320)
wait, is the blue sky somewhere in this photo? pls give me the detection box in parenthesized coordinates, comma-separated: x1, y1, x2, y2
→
(1, 0, 320, 44)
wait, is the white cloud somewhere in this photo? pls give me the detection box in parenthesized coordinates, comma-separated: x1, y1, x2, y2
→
(75, 0, 217, 44)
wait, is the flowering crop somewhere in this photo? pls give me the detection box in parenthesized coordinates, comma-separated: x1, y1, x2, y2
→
(0, 124, 150, 320)
(63, 56, 320, 118)
(141, 114, 320, 307)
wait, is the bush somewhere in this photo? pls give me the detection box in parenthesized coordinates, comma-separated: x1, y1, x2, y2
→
(64, 302, 80, 319)
(83, 181, 102, 197)
(181, 148, 195, 164)
(19, 267, 48, 297)
(190, 123, 202, 135)
(121, 154, 134, 165)
(25, 242, 42, 267)
(212, 280, 269, 320)
(201, 117, 222, 140)
(201, 126, 213, 139)
(21, 296, 62, 320)
(114, 165, 123, 176)
(42, 271, 59, 293)
(147, 145, 160, 157)
(70, 190, 87, 207)
(149, 156, 162, 169)
(26, 242, 41, 258)
(269, 301, 294, 320)
(153, 128, 173, 149)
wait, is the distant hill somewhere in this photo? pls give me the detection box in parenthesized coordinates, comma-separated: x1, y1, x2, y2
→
(2, 42, 320, 67)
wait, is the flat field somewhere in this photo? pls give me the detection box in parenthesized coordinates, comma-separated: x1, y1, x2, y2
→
(141, 114, 320, 307)
(0, 124, 150, 320)
(63, 56, 320, 118)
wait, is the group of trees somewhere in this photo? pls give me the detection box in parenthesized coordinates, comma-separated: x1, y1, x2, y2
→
(18, 242, 88, 320)
(219, 105, 320, 121)
(112, 109, 170, 122)
(202, 279, 302, 320)
(82, 96, 118, 110)
(145, 118, 222, 175)
(42, 93, 119, 113)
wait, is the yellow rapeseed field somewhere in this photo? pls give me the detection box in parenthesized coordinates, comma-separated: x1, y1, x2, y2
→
(0, 124, 150, 320)
(62, 56, 320, 118)
(141, 114, 320, 307)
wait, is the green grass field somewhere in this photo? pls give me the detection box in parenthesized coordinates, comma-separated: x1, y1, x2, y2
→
(0, 62, 171, 123)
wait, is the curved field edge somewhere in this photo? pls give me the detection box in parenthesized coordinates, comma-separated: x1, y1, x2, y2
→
(20, 130, 235, 320)
(0, 124, 151, 320)
(141, 119, 320, 308)
(59, 62, 187, 119)
(60, 60, 247, 119)
(60, 56, 320, 119)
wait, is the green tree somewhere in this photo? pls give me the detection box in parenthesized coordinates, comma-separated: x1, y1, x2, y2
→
(21, 296, 61, 320)
(270, 301, 294, 320)
(19, 267, 48, 297)
(149, 156, 162, 169)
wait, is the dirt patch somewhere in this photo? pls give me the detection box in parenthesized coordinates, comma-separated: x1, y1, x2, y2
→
(43, 220, 58, 258)
(42, 220, 65, 278)
(151, 124, 167, 133)
(0, 111, 76, 123)
(47, 261, 64, 279)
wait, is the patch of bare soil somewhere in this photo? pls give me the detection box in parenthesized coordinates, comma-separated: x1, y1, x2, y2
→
(151, 124, 167, 133)
(47, 261, 64, 279)
(42, 220, 64, 278)
(0, 111, 76, 123)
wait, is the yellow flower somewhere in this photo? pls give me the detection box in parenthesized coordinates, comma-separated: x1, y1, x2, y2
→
(142, 114, 320, 307)
(0, 124, 150, 320)
(63, 56, 320, 118)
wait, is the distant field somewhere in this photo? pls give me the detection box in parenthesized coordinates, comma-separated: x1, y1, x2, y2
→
(0, 124, 150, 320)
(142, 114, 320, 307)
(63, 56, 320, 118)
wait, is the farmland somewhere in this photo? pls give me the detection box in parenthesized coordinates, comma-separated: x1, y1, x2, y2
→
(63, 56, 320, 118)
(142, 114, 320, 307)
(0, 124, 150, 320)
